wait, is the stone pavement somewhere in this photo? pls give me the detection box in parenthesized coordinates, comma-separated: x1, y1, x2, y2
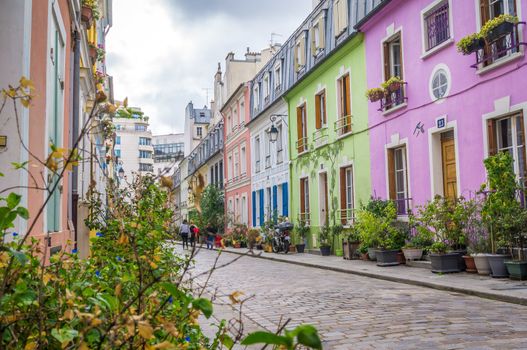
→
(180, 246, 527, 350)
(216, 247, 527, 306)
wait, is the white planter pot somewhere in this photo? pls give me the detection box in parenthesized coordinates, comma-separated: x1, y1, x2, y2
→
(402, 248, 423, 261)
(472, 253, 491, 275)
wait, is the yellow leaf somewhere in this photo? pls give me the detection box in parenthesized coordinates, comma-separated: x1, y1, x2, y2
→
(79, 342, 90, 350)
(149, 261, 158, 270)
(6, 87, 16, 98)
(63, 309, 74, 320)
(117, 233, 129, 245)
(43, 273, 52, 285)
(115, 283, 122, 297)
(91, 318, 102, 327)
(152, 341, 175, 349)
(228, 291, 244, 304)
(21, 98, 30, 108)
(19, 76, 34, 89)
(89, 229, 97, 238)
(46, 157, 58, 172)
(24, 342, 37, 350)
(138, 322, 154, 339)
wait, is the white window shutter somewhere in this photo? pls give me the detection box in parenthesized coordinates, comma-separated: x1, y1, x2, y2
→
(333, 0, 340, 36)
(319, 16, 326, 49)
(340, 0, 348, 32)
(310, 27, 317, 56)
(300, 34, 306, 66)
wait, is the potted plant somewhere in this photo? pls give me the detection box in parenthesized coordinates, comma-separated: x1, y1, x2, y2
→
(381, 76, 404, 93)
(342, 226, 360, 260)
(504, 208, 527, 280)
(462, 196, 488, 274)
(480, 14, 519, 43)
(365, 88, 385, 102)
(81, 0, 94, 26)
(89, 43, 98, 62)
(456, 33, 485, 55)
(414, 196, 471, 273)
(294, 220, 309, 253)
(247, 228, 260, 251)
(319, 224, 332, 256)
(402, 215, 433, 261)
(482, 152, 519, 278)
(358, 244, 369, 261)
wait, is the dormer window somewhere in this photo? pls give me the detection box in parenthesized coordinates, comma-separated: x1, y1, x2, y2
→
(311, 14, 326, 56)
(263, 73, 270, 101)
(295, 32, 306, 72)
(253, 84, 260, 112)
(274, 61, 282, 90)
(334, 0, 348, 37)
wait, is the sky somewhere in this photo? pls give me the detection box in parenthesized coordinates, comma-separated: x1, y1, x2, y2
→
(106, 0, 313, 135)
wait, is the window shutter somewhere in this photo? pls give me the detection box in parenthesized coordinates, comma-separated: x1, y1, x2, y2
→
(282, 182, 289, 217)
(340, 168, 347, 224)
(340, 0, 348, 32)
(319, 16, 326, 49)
(300, 34, 306, 66)
(487, 119, 497, 156)
(383, 42, 390, 80)
(344, 75, 351, 132)
(252, 191, 256, 227)
(315, 94, 322, 129)
(272, 185, 278, 221)
(297, 106, 303, 152)
(259, 189, 264, 226)
(300, 179, 306, 217)
(519, 113, 527, 181)
(294, 44, 299, 72)
(480, 0, 490, 25)
(387, 149, 396, 200)
(310, 27, 317, 56)
(333, 0, 340, 36)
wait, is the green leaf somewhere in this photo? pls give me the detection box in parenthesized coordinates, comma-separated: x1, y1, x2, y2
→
(16, 206, 29, 219)
(296, 325, 322, 350)
(192, 298, 213, 319)
(221, 334, 234, 349)
(11, 161, 28, 170)
(241, 332, 292, 347)
(6, 193, 21, 209)
(15, 290, 36, 305)
(0, 172, 4, 177)
(10, 249, 28, 265)
(51, 328, 78, 344)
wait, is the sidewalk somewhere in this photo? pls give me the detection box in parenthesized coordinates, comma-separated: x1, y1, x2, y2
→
(216, 247, 527, 306)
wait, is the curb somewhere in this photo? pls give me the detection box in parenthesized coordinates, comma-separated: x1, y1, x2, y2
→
(217, 248, 527, 307)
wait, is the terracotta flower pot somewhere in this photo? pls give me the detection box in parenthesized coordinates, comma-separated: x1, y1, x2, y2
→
(89, 46, 97, 61)
(360, 253, 369, 261)
(462, 255, 477, 273)
(81, 6, 93, 26)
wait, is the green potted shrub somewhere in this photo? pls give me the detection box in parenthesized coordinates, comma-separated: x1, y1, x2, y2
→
(456, 33, 485, 55)
(319, 224, 332, 256)
(480, 14, 519, 42)
(482, 152, 520, 277)
(294, 220, 309, 253)
(402, 213, 433, 261)
(504, 208, 527, 280)
(365, 87, 385, 102)
(414, 196, 471, 273)
(358, 244, 369, 260)
(381, 76, 404, 93)
(342, 226, 360, 260)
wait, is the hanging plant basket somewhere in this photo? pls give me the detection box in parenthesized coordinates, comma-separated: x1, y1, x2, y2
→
(365, 88, 385, 102)
(465, 37, 485, 54)
(485, 21, 515, 42)
(381, 77, 404, 93)
(89, 46, 97, 62)
(81, 6, 93, 26)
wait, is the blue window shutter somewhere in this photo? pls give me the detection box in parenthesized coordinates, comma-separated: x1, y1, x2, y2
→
(282, 183, 289, 217)
(252, 191, 256, 227)
(272, 185, 278, 222)
(259, 189, 264, 226)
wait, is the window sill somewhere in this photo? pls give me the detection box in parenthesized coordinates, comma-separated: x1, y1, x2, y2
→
(336, 131, 353, 141)
(382, 102, 408, 116)
(420, 38, 454, 60)
(476, 52, 524, 75)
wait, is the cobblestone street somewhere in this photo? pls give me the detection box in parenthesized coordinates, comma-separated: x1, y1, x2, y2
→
(188, 248, 527, 350)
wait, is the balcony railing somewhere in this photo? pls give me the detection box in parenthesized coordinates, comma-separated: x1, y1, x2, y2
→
(334, 115, 352, 137)
(313, 127, 328, 148)
(472, 23, 526, 68)
(295, 137, 309, 154)
(379, 83, 407, 112)
(339, 208, 356, 226)
(265, 155, 271, 168)
(424, 2, 450, 51)
(298, 212, 311, 226)
(394, 197, 412, 216)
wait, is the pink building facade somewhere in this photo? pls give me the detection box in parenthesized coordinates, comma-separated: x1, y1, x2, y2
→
(359, 0, 527, 214)
(223, 83, 253, 228)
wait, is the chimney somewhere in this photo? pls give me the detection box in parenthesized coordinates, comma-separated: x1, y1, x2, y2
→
(225, 52, 235, 62)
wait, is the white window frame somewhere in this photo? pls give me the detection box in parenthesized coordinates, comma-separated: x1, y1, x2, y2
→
(420, 0, 454, 58)
(429, 63, 451, 102)
(254, 136, 261, 172)
(241, 144, 247, 175)
(253, 85, 260, 112)
(263, 73, 270, 99)
(274, 62, 282, 89)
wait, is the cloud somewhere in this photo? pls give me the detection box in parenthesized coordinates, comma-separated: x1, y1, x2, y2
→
(106, 0, 312, 134)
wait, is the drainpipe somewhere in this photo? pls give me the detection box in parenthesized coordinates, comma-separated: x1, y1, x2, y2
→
(72, 25, 81, 249)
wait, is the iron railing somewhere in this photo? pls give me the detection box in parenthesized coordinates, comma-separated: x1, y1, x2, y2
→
(424, 2, 450, 51)
(339, 208, 356, 226)
(472, 23, 526, 68)
(296, 137, 309, 154)
(313, 127, 329, 148)
(379, 83, 408, 112)
(334, 115, 352, 137)
(298, 212, 311, 226)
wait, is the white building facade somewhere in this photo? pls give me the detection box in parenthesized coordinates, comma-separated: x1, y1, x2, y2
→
(152, 133, 184, 177)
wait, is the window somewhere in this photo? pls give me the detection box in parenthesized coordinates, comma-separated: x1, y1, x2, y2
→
(241, 196, 247, 225)
(488, 112, 526, 188)
(241, 146, 246, 174)
(333, 0, 348, 37)
(311, 15, 325, 56)
(210, 167, 214, 186)
(135, 124, 147, 131)
(315, 90, 327, 129)
(423, 1, 451, 51)
(431, 68, 449, 99)
(139, 137, 151, 145)
(296, 104, 308, 153)
(276, 124, 284, 164)
(153, 143, 184, 162)
(388, 146, 409, 215)
(340, 166, 354, 224)
(227, 114, 232, 134)
(255, 137, 261, 172)
(219, 160, 224, 189)
(236, 197, 240, 222)
(114, 149, 121, 157)
(274, 62, 282, 89)
(196, 127, 203, 138)
(116, 136, 121, 145)
(139, 163, 153, 172)
(337, 75, 351, 135)
(253, 85, 260, 112)
(233, 107, 238, 127)
(139, 150, 152, 158)
(228, 153, 233, 180)
(300, 178, 310, 222)
(240, 99, 245, 122)
(295, 33, 306, 72)
(263, 74, 270, 100)
(234, 149, 239, 177)
(265, 131, 271, 168)
(384, 34, 402, 79)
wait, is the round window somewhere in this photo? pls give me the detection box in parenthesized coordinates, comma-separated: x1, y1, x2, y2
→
(431, 69, 449, 99)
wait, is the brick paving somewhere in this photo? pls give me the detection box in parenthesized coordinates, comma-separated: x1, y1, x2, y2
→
(182, 246, 527, 350)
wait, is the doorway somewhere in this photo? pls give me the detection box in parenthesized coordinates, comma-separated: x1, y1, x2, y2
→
(319, 172, 328, 227)
(441, 130, 457, 200)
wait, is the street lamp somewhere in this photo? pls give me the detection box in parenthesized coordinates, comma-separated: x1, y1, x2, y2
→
(268, 114, 288, 143)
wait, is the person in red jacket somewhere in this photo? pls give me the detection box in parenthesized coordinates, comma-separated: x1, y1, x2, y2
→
(189, 223, 199, 249)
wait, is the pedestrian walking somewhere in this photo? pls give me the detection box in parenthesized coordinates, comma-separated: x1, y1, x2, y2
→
(179, 219, 190, 249)
(189, 223, 199, 249)
(206, 224, 217, 250)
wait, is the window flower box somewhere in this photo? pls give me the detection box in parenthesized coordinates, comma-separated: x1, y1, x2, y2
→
(480, 14, 518, 43)
(456, 34, 485, 55)
(81, 5, 93, 26)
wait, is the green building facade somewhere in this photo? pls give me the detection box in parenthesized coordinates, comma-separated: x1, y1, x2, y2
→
(285, 34, 371, 250)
